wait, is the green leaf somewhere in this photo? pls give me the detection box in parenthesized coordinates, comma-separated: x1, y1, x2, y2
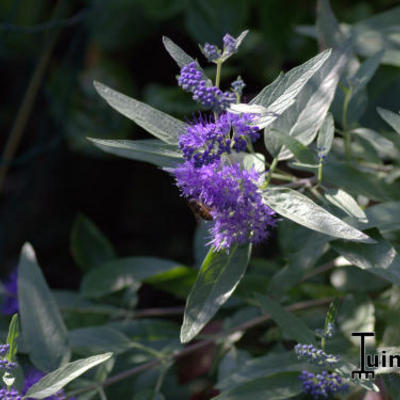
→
(162, 36, 196, 68)
(383, 374, 400, 399)
(377, 107, 400, 135)
(316, 0, 346, 48)
(93, 81, 187, 145)
(324, 298, 339, 333)
(351, 6, 400, 67)
(217, 352, 310, 392)
(317, 113, 334, 156)
(262, 187, 373, 243)
(265, 43, 350, 160)
(247, 49, 331, 130)
(323, 160, 400, 202)
(214, 372, 303, 400)
(18, 243, 70, 372)
(6, 314, 19, 362)
(81, 257, 185, 298)
(69, 327, 132, 355)
(324, 188, 367, 221)
(71, 214, 116, 272)
(331, 231, 400, 287)
(266, 129, 315, 163)
(25, 353, 112, 399)
(88, 138, 182, 168)
(349, 50, 384, 95)
(180, 244, 251, 343)
(254, 294, 317, 345)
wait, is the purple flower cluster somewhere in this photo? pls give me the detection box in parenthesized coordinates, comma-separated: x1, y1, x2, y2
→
(299, 370, 349, 399)
(2, 270, 18, 316)
(0, 344, 9, 357)
(295, 344, 339, 367)
(177, 62, 236, 112)
(0, 388, 21, 400)
(178, 113, 260, 167)
(0, 359, 17, 371)
(223, 34, 237, 55)
(203, 43, 220, 61)
(173, 160, 275, 250)
(315, 322, 335, 339)
(231, 76, 245, 97)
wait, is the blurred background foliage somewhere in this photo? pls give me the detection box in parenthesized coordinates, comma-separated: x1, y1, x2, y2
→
(1, 0, 399, 289)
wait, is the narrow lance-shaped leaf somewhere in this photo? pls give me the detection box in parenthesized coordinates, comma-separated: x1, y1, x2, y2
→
(377, 107, 400, 136)
(162, 36, 196, 68)
(180, 244, 252, 343)
(25, 353, 113, 399)
(71, 213, 116, 272)
(254, 294, 317, 345)
(6, 314, 19, 362)
(88, 138, 183, 168)
(324, 188, 367, 221)
(18, 243, 70, 372)
(94, 81, 187, 145)
(262, 187, 373, 243)
(317, 113, 334, 156)
(266, 42, 350, 160)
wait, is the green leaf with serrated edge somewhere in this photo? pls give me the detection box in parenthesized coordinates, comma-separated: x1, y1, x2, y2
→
(6, 314, 19, 362)
(254, 294, 317, 345)
(317, 113, 334, 156)
(88, 138, 182, 168)
(262, 187, 373, 243)
(71, 214, 116, 272)
(250, 49, 331, 109)
(81, 257, 184, 298)
(18, 243, 70, 372)
(217, 352, 310, 392)
(266, 43, 350, 160)
(180, 244, 251, 343)
(69, 327, 132, 355)
(266, 129, 315, 163)
(377, 107, 400, 135)
(94, 81, 186, 145)
(324, 188, 367, 221)
(214, 372, 303, 400)
(332, 231, 400, 287)
(25, 353, 112, 399)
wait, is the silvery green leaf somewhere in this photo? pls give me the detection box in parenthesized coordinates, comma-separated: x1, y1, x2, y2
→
(88, 138, 182, 168)
(162, 36, 196, 68)
(350, 6, 400, 67)
(180, 244, 251, 343)
(262, 187, 373, 243)
(94, 81, 186, 145)
(242, 153, 265, 174)
(25, 353, 112, 399)
(6, 314, 18, 362)
(377, 107, 400, 135)
(250, 50, 331, 131)
(266, 130, 315, 163)
(265, 44, 350, 160)
(229, 103, 267, 114)
(317, 113, 334, 155)
(18, 243, 70, 372)
(351, 128, 399, 159)
(324, 188, 367, 222)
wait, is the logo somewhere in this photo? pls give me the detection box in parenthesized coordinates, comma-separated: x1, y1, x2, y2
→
(352, 332, 400, 379)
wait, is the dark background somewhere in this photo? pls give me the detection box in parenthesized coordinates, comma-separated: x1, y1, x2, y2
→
(1, 0, 398, 289)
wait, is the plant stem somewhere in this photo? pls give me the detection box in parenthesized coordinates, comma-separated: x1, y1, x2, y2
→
(342, 87, 353, 162)
(0, 1, 64, 196)
(215, 60, 222, 89)
(263, 157, 278, 188)
(65, 297, 333, 398)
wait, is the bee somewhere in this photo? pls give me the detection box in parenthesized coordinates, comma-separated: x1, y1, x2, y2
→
(187, 199, 213, 221)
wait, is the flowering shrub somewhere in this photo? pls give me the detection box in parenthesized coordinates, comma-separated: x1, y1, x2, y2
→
(2, 1, 400, 399)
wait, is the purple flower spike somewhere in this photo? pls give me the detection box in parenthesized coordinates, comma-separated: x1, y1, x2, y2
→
(299, 370, 349, 399)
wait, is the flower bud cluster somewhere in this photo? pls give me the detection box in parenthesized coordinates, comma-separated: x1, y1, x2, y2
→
(177, 62, 236, 112)
(0, 344, 10, 357)
(231, 76, 245, 96)
(0, 388, 22, 400)
(295, 344, 340, 367)
(0, 359, 17, 371)
(315, 322, 335, 339)
(299, 370, 349, 399)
